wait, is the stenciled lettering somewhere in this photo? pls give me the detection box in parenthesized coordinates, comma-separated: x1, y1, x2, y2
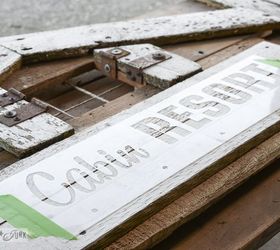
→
(27, 145, 151, 206)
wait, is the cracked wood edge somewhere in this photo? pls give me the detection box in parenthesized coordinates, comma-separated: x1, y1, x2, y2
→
(196, 0, 280, 17)
(0, 88, 74, 158)
(0, 8, 279, 63)
(0, 45, 22, 83)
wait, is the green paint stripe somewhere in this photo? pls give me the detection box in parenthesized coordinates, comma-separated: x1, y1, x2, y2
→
(259, 59, 280, 68)
(0, 195, 77, 240)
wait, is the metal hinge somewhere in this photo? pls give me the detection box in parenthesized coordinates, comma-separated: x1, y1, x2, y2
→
(94, 46, 171, 87)
(0, 89, 48, 127)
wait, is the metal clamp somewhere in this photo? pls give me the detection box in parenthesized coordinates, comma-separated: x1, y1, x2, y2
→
(0, 98, 48, 127)
(0, 88, 25, 107)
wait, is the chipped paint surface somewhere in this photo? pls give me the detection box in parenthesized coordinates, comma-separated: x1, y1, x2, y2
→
(0, 8, 279, 62)
(197, 0, 280, 17)
(0, 46, 22, 82)
(0, 88, 74, 158)
(94, 44, 201, 89)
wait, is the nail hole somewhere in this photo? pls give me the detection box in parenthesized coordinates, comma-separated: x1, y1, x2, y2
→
(0, 54, 7, 57)
(16, 37, 25, 41)
(21, 47, 32, 51)
(162, 166, 168, 169)
(105, 36, 111, 39)
(198, 50, 204, 55)
(79, 230, 87, 235)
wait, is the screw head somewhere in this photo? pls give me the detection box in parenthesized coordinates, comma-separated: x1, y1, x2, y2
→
(152, 52, 166, 60)
(111, 48, 123, 55)
(104, 64, 111, 73)
(4, 110, 17, 118)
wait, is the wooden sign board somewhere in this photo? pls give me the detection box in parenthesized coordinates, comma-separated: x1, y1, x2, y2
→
(0, 41, 280, 249)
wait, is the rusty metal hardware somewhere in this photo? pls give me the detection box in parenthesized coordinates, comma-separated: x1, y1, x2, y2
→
(123, 52, 171, 84)
(95, 47, 171, 87)
(0, 88, 25, 107)
(97, 48, 130, 79)
(0, 98, 48, 127)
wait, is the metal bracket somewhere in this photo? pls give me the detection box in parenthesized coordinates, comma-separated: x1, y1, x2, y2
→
(98, 48, 130, 79)
(95, 46, 172, 87)
(0, 98, 48, 127)
(0, 88, 25, 107)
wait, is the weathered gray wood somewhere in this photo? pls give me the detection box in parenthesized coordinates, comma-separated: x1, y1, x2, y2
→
(0, 88, 74, 158)
(0, 41, 279, 249)
(0, 8, 279, 63)
(197, 0, 280, 17)
(94, 44, 202, 89)
(0, 46, 21, 83)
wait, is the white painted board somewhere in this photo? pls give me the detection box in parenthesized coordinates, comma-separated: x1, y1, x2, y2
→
(197, 0, 280, 17)
(0, 8, 279, 62)
(0, 46, 21, 81)
(0, 88, 74, 158)
(0, 42, 280, 249)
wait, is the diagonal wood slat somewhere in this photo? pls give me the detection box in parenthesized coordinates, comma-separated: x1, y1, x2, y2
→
(0, 8, 279, 63)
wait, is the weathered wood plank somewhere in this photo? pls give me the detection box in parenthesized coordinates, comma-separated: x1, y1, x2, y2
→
(0, 8, 279, 63)
(1, 34, 258, 106)
(71, 85, 161, 131)
(0, 41, 279, 249)
(197, 0, 280, 17)
(198, 37, 264, 69)
(109, 132, 280, 250)
(153, 158, 280, 250)
(94, 44, 202, 89)
(1, 57, 95, 99)
(71, 36, 266, 131)
(0, 88, 74, 158)
(0, 46, 21, 83)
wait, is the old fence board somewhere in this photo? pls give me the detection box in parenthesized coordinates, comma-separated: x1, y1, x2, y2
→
(0, 41, 279, 249)
(0, 9, 279, 63)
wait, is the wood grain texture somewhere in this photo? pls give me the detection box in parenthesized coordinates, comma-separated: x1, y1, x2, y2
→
(198, 37, 264, 69)
(108, 132, 280, 250)
(0, 88, 74, 158)
(1, 57, 95, 99)
(0, 41, 279, 249)
(0, 46, 21, 83)
(0, 8, 279, 62)
(153, 159, 280, 250)
(197, 0, 280, 17)
(71, 85, 161, 131)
